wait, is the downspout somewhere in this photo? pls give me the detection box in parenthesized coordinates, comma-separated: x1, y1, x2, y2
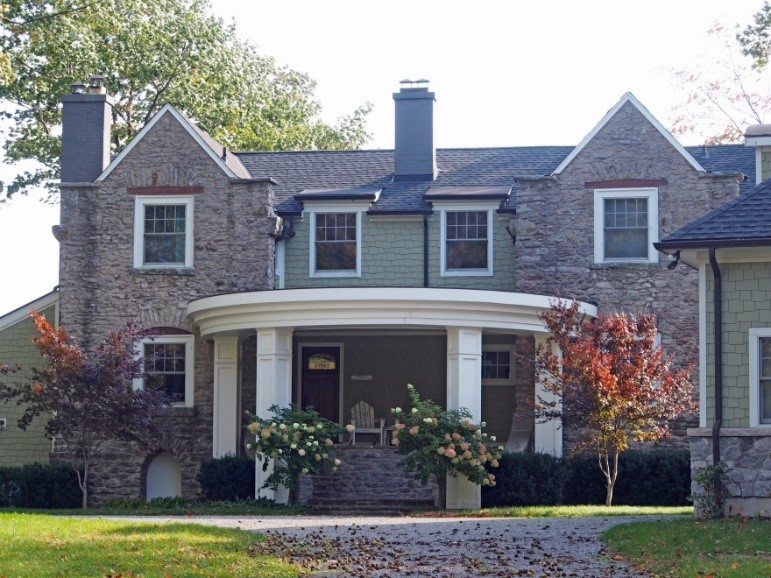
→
(708, 248, 722, 464)
(423, 214, 429, 287)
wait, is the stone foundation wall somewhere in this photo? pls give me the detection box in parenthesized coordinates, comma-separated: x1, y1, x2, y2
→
(688, 428, 771, 518)
(298, 446, 436, 510)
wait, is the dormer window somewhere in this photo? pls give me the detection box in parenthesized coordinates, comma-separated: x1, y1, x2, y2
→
(439, 208, 494, 276)
(308, 210, 362, 277)
(315, 212, 357, 272)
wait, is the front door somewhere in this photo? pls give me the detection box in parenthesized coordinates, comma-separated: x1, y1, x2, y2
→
(300, 346, 340, 423)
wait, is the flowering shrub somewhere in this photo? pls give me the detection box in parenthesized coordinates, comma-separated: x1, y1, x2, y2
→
(246, 405, 347, 491)
(391, 384, 501, 489)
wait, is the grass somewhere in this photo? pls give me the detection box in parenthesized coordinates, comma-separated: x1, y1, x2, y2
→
(412, 504, 694, 518)
(0, 512, 298, 577)
(603, 517, 771, 578)
(1, 497, 306, 517)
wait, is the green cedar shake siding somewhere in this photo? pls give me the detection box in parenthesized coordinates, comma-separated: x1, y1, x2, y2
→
(705, 261, 771, 428)
(0, 304, 55, 466)
(283, 214, 515, 289)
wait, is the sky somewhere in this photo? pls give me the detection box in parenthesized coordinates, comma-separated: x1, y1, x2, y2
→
(0, 0, 764, 315)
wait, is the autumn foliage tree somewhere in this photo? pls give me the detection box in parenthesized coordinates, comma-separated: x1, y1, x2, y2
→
(536, 300, 696, 506)
(0, 310, 165, 508)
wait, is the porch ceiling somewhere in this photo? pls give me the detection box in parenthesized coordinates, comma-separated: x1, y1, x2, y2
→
(187, 288, 597, 338)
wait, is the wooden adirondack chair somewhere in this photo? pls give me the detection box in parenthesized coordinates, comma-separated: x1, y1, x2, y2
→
(349, 401, 385, 446)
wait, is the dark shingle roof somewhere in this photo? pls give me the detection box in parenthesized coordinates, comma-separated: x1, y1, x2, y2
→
(236, 144, 757, 215)
(236, 147, 572, 214)
(685, 144, 755, 193)
(658, 179, 771, 248)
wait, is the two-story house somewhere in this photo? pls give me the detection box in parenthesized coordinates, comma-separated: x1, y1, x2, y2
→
(0, 77, 754, 508)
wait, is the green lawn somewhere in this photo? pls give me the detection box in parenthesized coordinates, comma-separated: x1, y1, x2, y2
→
(604, 517, 771, 578)
(0, 513, 298, 578)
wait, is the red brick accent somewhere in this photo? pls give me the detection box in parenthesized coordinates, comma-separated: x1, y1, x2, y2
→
(585, 179, 667, 189)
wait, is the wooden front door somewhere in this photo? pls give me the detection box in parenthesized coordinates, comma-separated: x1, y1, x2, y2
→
(301, 346, 340, 423)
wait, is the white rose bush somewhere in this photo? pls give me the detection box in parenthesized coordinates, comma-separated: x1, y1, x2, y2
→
(391, 384, 501, 501)
(246, 405, 346, 493)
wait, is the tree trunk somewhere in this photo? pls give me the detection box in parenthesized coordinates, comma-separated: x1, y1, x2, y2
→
(80, 464, 89, 510)
(435, 473, 447, 510)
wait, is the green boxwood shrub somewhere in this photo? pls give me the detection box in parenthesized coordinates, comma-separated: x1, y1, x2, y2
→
(197, 455, 255, 501)
(563, 449, 691, 506)
(485, 449, 691, 507)
(482, 452, 564, 507)
(0, 462, 81, 508)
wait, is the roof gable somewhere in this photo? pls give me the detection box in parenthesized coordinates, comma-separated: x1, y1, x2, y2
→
(552, 92, 705, 175)
(97, 104, 248, 182)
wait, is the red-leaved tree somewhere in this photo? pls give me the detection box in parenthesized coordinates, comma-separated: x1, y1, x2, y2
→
(0, 310, 166, 508)
(536, 300, 696, 506)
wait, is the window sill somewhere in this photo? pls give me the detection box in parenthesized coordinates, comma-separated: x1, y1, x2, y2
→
(590, 261, 658, 269)
(134, 267, 195, 276)
(155, 405, 197, 418)
(441, 270, 493, 277)
(310, 271, 361, 278)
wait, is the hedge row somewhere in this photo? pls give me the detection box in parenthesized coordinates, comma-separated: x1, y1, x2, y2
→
(197, 455, 255, 501)
(0, 462, 81, 509)
(482, 449, 691, 507)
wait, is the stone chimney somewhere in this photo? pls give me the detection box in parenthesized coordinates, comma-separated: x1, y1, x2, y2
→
(744, 124, 771, 184)
(393, 79, 436, 180)
(60, 76, 114, 182)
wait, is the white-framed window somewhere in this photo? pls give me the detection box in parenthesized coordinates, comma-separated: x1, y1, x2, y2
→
(134, 334, 194, 407)
(440, 208, 494, 276)
(309, 210, 362, 277)
(748, 328, 771, 426)
(593, 188, 658, 263)
(133, 195, 194, 268)
(482, 345, 514, 385)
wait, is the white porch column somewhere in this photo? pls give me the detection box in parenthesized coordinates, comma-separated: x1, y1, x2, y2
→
(212, 335, 239, 458)
(254, 327, 293, 502)
(534, 332, 562, 456)
(445, 326, 482, 510)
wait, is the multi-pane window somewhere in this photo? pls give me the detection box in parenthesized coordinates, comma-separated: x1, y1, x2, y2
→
(603, 198, 648, 260)
(594, 189, 658, 263)
(446, 211, 488, 270)
(314, 212, 357, 272)
(144, 205, 187, 264)
(759, 337, 771, 424)
(134, 196, 193, 269)
(145, 342, 187, 404)
(482, 349, 511, 381)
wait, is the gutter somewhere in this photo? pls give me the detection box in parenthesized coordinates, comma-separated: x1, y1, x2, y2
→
(708, 248, 723, 464)
(423, 215, 429, 287)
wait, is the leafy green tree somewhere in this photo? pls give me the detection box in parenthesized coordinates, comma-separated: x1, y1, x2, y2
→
(0, 0, 371, 199)
(737, 1, 771, 69)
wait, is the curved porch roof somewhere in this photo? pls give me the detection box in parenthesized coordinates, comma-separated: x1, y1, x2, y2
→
(187, 288, 596, 338)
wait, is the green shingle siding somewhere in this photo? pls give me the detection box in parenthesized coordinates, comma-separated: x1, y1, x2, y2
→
(0, 304, 55, 466)
(705, 261, 771, 427)
(283, 214, 515, 290)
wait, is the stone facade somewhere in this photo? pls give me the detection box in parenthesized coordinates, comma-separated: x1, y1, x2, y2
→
(297, 446, 436, 513)
(42, 89, 753, 507)
(513, 102, 741, 452)
(689, 428, 771, 517)
(57, 112, 277, 505)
